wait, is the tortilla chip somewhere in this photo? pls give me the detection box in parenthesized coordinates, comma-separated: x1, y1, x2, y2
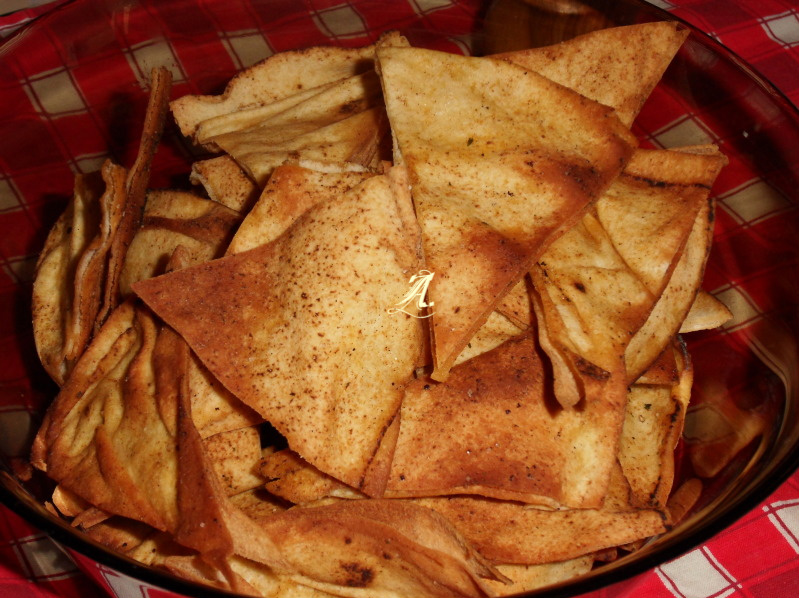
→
(133, 170, 425, 491)
(197, 70, 384, 151)
(31, 300, 180, 532)
(495, 276, 534, 329)
(32, 168, 108, 384)
(453, 310, 524, 366)
(189, 155, 260, 212)
(483, 557, 594, 596)
(377, 46, 636, 381)
(261, 450, 363, 505)
(385, 331, 626, 508)
(187, 355, 263, 439)
(96, 67, 172, 330)
(625, 199, 714, 380)
(496, 21, 689, 126)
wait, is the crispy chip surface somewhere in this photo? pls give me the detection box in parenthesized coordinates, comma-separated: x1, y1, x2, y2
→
(134, 170, 425, 490)
(377, 46, 636, 381)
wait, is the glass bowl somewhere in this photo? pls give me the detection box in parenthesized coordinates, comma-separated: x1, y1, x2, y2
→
(1, 0, 798, 596)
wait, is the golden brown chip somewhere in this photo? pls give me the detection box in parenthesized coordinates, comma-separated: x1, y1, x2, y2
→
(680, 290, 733, 333)
(32, 162, 127, 385)
(133, 169, 425, 491)
(415, 464, 666, 565)
(227, 163, 374, 255)
(170, 31, 408, 138)
(96, 67, 172, 330)
(189, 155, 260, 212)
(31, 300, 181, 532)
(203, 426, 265, 496)
(213, 106, 388, 186)
(597, 147, 726, 298)
(625, 200, 714, 379)
(254, 499, 501, 598)
(530, 211, 654, 407)
(377, 46, 636, 381)
(496, 21, 689, 126)
(483, 557, 594, 596)
(198, 70, 384, 151)
(118, 189, 241, 295)
(386, 332, 626, 509)
(618, 340, 693, 509)
(261, 450, 363, 505)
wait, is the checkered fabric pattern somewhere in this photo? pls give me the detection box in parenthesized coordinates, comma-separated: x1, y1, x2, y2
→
(1, 0, 799, 597)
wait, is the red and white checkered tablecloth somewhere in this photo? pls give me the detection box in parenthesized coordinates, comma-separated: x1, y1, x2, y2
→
(1, 0, 799, 597)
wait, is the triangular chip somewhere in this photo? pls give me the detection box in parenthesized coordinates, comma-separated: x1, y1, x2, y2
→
(680, 290, 733, 333)
(385, 331, 626, 508)
(118, 189, 241, 295)
(227, 163, 374, 255)
(530, 210, 654, 406)
(170, 31, 408, 137)
(189, 155, 260, 212)
(618, 340, 693, 509)
(213, 107, 387, 186)
(133, 169, 425, 490)
(254, 499, 500, 598)
(496, 21, 689, 126)
(625, 199, 714, 379)
(415, 463, 666, 565)
(596, 146, 726, 297)
(197, 71, 384, 150)
(31, 300, 180, 532)
(377, 46, 636, 381)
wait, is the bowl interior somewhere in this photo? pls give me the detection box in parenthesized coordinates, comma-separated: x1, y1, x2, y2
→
(1, 0, 798, 596)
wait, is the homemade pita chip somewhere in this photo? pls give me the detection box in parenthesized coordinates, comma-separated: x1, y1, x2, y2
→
(453, 311, 524, 366)
(189, 155, 260, 212)
(261, 450, 364, 505)
(386, 332, 625, 508)
(496, 21, 689, 126)
(680, 290, 733, 333)
(187, 354, 263, 439)
(197, 70, 385, 151)
(483, 557, 594, 596)
(32, 166, 115, 385)
(31, 300, 181, 532)
(193, 79, 342, 148)
(596, 147, 726, 298)
(96, 67, 172, 331)
(227, 164, 374, 255)
(377, 46, 637, 380)
(29, 24, 734, 596)
(134, 170, 425, 491)
(530, 210, 654, 406)
(203, 426, 265, 496)
(118, 189, 241, 295)
(415, 464, 666, 566)
(618, 340, 693, 509)
(253, 499, 501, 598)
(212, 106, 388, 186)
(170, 31, 408, 138)
(625, 200, 714, 380)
